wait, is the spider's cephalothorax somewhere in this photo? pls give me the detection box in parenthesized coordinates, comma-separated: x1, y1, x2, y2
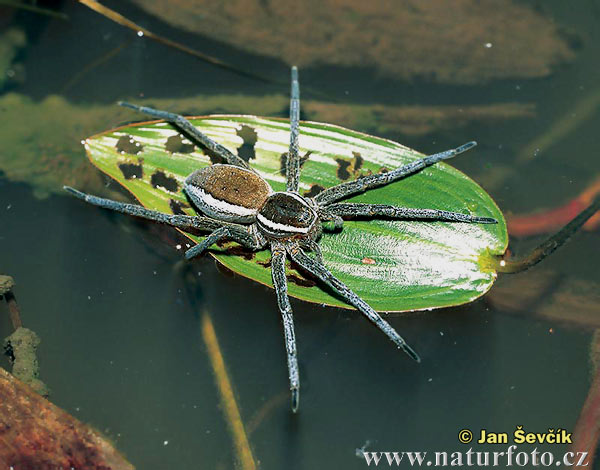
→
(256, 192, 319, 239)
(65, 66, 497, 412)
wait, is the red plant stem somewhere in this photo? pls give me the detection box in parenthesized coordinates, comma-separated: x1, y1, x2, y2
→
(508, 176, 600, 237)
(498, 196, 600, 273)
(4, 291, 22, 330)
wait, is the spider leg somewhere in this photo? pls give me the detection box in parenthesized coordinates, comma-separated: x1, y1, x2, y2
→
(185, 225, 267, 259)
(64, 187, 258, 247)
(286, 66, 301, 192)
(118, 101, 252, 170)
(327, 203, 498, 224)
(314, 142, 477, 206)
(184, 227, 228, 259)
(286, 242, 420, 363)
(271, 241, 300, 412)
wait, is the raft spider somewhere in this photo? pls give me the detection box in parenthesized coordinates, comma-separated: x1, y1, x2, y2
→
(65, 67, 496, 412)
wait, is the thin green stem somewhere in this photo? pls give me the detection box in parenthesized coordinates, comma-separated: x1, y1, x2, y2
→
(498, 196, 600, 274)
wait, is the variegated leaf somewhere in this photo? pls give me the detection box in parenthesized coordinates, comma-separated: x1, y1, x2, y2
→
(85, 116, 507, 312)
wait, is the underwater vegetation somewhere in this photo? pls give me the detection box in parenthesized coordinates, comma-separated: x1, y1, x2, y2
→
(132, 0, 577, 83)
(0, 93, 534, 198)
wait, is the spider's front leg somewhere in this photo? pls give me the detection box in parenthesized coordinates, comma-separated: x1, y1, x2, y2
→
(285, 242, 420, 363)
(314, 142, 477, 206)
(326, 203, 498, 224)
(118, 101, 252, 171)
(271, 240, 300, 412)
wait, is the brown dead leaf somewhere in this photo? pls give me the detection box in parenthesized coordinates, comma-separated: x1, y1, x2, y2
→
(0, 367, 133, 470)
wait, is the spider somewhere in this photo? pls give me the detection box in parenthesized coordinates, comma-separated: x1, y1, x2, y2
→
(65, 67, 497, 412)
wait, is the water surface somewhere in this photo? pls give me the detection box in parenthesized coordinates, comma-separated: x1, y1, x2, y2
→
(1, 1, 599, 468)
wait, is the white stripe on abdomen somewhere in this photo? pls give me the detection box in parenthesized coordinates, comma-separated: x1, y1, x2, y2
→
(185, 184, 256, 223)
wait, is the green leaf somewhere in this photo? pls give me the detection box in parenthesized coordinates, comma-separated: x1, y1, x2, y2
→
(85, 116, 507, 312)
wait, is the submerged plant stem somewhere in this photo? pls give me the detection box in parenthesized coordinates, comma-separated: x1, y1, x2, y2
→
(498, 196, 600, 274)
(0, 0, 68, 20)
(201, 311, 256, 470)
(61, 40, 131, 93)
(77, 0, 277, 85)
(4, 291, 22, 330)
(518, 87, 600, 163)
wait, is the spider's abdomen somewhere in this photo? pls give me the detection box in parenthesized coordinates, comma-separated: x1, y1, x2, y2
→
(184, 164, 271, 223)
(257, 192, 318, 238)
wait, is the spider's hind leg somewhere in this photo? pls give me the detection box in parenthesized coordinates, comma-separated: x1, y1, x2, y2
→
(185, 224, 267, 259)
(118, 101, 252, 170)
(64, 186, 221, 230)
(64, 187, 266, 255)
(271, 241, 300, 412)
(184, 227, 229, 259)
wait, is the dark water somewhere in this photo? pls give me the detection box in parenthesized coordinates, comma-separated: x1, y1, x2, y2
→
(1, 1, 599, 469)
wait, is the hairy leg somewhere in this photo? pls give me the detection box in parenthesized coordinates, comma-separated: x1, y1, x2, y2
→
(315, 142, 477, 206)
(118, 101, 251, 170)
(64, 186, 260, 247)
(271, 241, 300, 412)
(327, 203, 497, 224)
(286, 242, 420, 362)
(286, 66, 301, 193)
